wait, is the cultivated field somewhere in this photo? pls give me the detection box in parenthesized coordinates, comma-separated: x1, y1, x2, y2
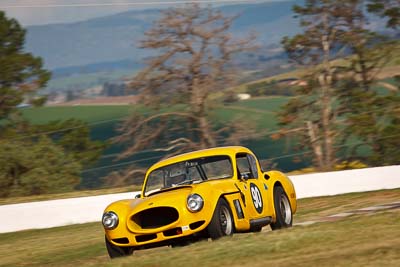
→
(1, 188, 399, 267)
(20, 105, 135, 124)
(21, 97, 289, 126)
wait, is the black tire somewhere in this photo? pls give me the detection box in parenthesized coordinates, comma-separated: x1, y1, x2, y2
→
(252, 226, 262, 232)
(207, 198, 234, 239)
(270, 186, 293, 230)
(105, 236, 134, 258)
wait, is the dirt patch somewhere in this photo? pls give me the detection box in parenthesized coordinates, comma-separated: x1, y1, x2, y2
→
(295, 200, 400, 226)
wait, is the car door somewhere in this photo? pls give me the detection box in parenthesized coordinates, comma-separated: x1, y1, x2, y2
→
(235, 153, 273, 219)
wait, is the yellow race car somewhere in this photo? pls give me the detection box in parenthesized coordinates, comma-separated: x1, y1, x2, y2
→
(102, 146, 297, 258)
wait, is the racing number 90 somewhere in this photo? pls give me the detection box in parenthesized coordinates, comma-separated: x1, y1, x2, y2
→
(250, 183, 263, 213)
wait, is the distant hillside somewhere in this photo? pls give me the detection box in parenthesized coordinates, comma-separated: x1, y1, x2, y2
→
(51, 59, 143, 79)
(25, 1, 299, 70)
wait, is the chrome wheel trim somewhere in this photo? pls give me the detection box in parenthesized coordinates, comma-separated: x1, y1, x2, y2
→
(220, 205, 233, 235)
(280, 193, 292, 225)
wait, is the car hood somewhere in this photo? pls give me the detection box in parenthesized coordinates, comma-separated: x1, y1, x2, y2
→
(131, 186, 192, 211)
(126, 186, 193, 233)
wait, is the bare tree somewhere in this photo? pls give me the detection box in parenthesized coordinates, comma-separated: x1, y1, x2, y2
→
(115, 4, 255, 159)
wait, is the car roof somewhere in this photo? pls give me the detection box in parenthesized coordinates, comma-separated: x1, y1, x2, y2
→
(147, 146, 253, 172)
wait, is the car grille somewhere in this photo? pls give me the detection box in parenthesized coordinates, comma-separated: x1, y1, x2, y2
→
(131, 207, 179, 229)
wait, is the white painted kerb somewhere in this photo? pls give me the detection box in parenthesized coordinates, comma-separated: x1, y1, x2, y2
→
(290, 165, 400, 198)
(0, 165, 399, 233)
(0, 192, 139, 233)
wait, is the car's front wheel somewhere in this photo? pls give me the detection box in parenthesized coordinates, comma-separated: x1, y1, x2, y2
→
(270, 186, 293, 230)
(207, 198, 234, 239)
(105, 236, 134, 258)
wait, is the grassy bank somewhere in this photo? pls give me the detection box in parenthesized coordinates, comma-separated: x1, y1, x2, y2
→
(1, 188, 399, 266)
(108, 212, 400, 267)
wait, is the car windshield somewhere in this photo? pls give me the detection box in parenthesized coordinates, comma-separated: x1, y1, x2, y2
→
(144, 155, 233, 196)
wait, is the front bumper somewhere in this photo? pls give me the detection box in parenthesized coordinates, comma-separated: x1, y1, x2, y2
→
(107, 220, 206, 247)
(105, 205, 211, 247)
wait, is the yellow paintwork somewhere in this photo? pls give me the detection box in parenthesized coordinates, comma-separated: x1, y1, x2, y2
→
(104, 146, 297, 248)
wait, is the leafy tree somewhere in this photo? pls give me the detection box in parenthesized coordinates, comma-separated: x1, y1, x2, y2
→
(279, 0, 352, 171)
(29, 119, 107, 166)
(0, 12, 106, 195)
(280, 0, 400, 170)
(116, 4, 256, 159)
(338, 76, 400, 166)
(335, 1, 400, 166)
(0, 118, 106, 196)
(368, 0, 400, 29)
(0, 137, 81, 197)
(0, 11, 50, 123)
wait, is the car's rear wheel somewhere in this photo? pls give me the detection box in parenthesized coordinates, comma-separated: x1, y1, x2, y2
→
(207, 198, 234, 239)
(105, 236, 134, 258)
(270, 186, 293, 230)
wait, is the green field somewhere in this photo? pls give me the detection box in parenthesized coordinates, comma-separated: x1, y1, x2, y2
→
(19, 96, 307, 189)
(21, 97, 289, 135)
(213, 106, 278, 130)
(20, 105, 135, 124)
(232, 96, 290, 112)
(21, 97, 289, 125)
(1, 188, 399, 267)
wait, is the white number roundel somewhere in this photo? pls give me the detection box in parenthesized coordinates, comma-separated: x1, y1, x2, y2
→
(250, 183, 263, 213)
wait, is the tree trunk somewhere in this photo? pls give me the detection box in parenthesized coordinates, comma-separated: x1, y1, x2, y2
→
(306, 121, 324, 170)
(190, 76, 216, 149)
(198, 115, 216, 148)
(319, 13, 335, 171)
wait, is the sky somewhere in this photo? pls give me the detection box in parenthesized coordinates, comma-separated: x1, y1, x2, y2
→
(0, 0, 284, 26)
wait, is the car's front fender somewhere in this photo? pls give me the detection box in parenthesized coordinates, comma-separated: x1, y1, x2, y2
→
(266, 170, 297, 214)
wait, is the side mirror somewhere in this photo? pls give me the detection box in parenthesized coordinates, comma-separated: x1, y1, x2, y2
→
(240, 173, 249, 181)
(264, 173, 270, 180)
(134, 193, 141, 199)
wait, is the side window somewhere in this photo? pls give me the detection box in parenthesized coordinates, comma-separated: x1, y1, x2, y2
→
(187, 166, 202, 181)
(236, 153, 258, 179)
(247, 154, 259, 179)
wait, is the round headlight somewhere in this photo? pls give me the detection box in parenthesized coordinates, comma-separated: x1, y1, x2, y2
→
(102, 211, 119, 230)
(187, 194, 204, 212)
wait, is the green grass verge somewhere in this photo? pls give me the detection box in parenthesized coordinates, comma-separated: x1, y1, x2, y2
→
(109, 212, 400, 267)
(1, 188, 399, 267)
